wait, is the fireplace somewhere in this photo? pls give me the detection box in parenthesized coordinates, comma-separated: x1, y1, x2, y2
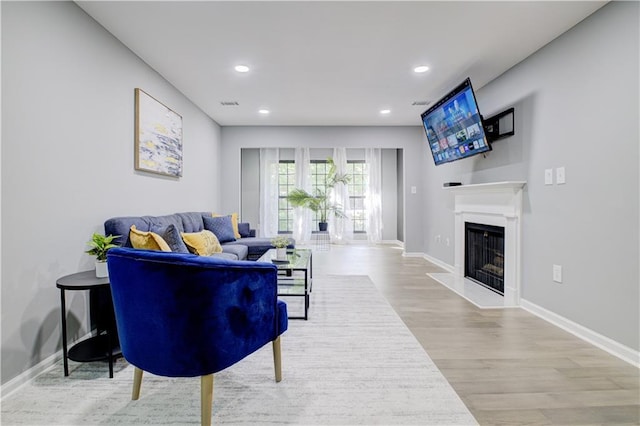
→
(433, 181, 526, 307)
(465, 222, 505, 295)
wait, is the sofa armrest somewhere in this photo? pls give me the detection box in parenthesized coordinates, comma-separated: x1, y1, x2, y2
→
(238, 222, 255, 238)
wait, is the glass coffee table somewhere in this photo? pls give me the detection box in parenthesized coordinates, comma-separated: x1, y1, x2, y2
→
(257, 249, 312, 320)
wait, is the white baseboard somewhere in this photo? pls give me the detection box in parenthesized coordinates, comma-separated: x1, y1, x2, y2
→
(423, 254, 454, 273)
(381, 240, 403, 247)
(1, 350, 63, 400)
(1, 331, 97, 400)
(402, 251, 424, 258)
(521, 299, 640, 368)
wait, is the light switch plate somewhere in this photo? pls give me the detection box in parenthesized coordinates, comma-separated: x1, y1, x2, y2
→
(553, 264, 562, 283)
(556, 167, 566, 184)
(545, 169, 553, 185)
(411, 186, 417, 194)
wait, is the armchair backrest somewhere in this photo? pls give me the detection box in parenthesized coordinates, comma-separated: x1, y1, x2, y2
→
(107, 247, 283, 377)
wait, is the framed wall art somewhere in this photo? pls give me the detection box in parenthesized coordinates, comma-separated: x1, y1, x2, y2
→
(134, 88, 183, 177)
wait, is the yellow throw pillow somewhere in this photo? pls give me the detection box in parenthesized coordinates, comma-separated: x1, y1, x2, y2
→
(181, 230, 222, 256)
(129, 225, 172, 252)
(213, 212, 241, 239)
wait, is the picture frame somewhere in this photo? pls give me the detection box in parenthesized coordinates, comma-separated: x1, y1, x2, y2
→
(134, 88, 183, 177)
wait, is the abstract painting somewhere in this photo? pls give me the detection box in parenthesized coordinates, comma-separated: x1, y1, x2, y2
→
(134, 88, 183, 177)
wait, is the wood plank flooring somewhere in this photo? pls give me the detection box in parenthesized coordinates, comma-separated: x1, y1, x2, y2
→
(311, 244, 640, 426)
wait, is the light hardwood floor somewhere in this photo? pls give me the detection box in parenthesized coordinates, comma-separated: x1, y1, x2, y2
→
(311, 244, 640, 426)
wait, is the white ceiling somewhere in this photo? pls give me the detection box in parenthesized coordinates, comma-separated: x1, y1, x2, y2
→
(77, 1, 606, 126)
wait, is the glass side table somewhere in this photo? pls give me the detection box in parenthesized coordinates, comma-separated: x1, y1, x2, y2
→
(56, 271, 121, 378)
(257, 249, 313, 320)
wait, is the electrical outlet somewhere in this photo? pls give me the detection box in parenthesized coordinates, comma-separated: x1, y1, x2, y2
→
(553, 264, 562, 283)
(445, 237, 450, 246)
(556, 167, 566, 184)
(545, 169, 553, 185)
(411, 186, 417, 194)
(435, 234, 441, 243)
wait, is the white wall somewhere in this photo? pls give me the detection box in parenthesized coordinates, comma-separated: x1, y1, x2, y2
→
(421, 1, 639, 351)
(221, 126, 425, 252)
(1, 2, 222, 384)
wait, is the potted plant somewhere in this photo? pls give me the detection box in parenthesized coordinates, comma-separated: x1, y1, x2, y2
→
(286, 157, 351, 232)
(271, 235, 290, 260)
(86, 233, 120, 278)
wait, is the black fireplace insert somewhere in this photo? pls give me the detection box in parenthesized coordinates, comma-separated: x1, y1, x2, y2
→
(464, 222, 505, 295)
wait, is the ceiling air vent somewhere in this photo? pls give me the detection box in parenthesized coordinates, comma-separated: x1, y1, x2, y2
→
(220, 101, 239, 106)
(412, 100, 430, 106)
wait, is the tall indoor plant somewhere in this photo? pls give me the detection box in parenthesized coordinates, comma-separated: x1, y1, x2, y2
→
(86, 233, 119, 278)
(286, 157, 351, 231)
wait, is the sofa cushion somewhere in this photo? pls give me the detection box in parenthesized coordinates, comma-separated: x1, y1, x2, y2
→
(211, 252, 240, 261)
(204, 216, 236, 243)
(105, 217, 150, 247)
(151, 223, 190, 254)
(177, 212, 207, 233)
(181, 230, 223, 256)
(221, 243, 248, 260)
(143, 214, 184, 233)
(237, 222, 251, 238)
(129, 225, 172, 252)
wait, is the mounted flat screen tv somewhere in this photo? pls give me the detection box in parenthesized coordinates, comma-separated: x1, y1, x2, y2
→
(421, 78, 491, 166)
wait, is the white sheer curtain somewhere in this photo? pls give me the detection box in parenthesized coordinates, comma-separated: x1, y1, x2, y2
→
(365, 148, 383, 243)
(330, 148, 353, 244)
(292, 147, 312, 244)
(259, 148, 280, 238)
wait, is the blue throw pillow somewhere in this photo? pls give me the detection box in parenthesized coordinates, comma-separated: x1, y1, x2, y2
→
(203, 216, 236, 243)
(151, 223, 190, 253)
(237, 222, 251, 238)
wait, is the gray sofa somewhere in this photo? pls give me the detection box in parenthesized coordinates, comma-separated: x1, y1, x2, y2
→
(104, 211, 294, 261)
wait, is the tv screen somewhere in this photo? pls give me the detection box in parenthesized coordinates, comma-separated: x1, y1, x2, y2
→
(421, 78, 491, 166)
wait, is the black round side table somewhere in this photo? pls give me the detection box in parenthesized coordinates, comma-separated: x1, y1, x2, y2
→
(56, 270, 121, 378)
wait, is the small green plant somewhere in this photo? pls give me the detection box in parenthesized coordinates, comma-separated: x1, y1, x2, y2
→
(271, 235, 290, 249)
(86, 233, 120, 262)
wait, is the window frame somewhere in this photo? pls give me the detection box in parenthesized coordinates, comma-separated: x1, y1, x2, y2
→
(277, 160, 295, 234)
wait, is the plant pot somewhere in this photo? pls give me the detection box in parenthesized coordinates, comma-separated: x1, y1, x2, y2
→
(276, 247, 288, 260)
(318, 222, 328, 232)
(95, 261, 108, 278)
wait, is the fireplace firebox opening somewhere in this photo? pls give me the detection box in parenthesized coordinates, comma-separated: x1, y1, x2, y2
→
(464, 222, 505, 295)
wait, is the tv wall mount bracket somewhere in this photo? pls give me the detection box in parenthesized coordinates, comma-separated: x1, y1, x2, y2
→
(483, 107, 514, 143)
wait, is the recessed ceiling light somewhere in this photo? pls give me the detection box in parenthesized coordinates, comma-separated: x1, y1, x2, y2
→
(414, 65, 430, 73)
(380, 109, 391, 114)
(234, 65, 250, 73)
(259, 109, 270, 114)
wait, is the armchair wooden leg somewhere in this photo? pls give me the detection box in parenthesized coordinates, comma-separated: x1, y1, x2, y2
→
(272, 336, 282, 383)
(132, 367, 143, 400)
(201, 374, 214, 426)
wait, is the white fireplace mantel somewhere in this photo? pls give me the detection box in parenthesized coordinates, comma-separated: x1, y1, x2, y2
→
(437, 181, 526, 307)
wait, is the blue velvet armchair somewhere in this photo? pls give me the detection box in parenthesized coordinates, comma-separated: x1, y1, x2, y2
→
(106, 247, 288, 426)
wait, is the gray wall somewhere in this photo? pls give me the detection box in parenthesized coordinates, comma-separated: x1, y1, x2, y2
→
(421, 1, 639, 351)
(1, 1, 223, 384)
(396, 150, 405, 242)
(223, 127, 424, 251)
(381, 149, 398, 241)
(240, 149, 261, 228)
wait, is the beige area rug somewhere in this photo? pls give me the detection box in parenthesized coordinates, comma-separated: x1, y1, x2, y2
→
(1, 275, 477, 425)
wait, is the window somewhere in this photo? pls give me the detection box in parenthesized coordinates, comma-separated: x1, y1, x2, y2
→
(278, 161, 295, 233)
(347, 161, 367, 233)
(308, 160, 368, 233)
(278, 159, 369, 233)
